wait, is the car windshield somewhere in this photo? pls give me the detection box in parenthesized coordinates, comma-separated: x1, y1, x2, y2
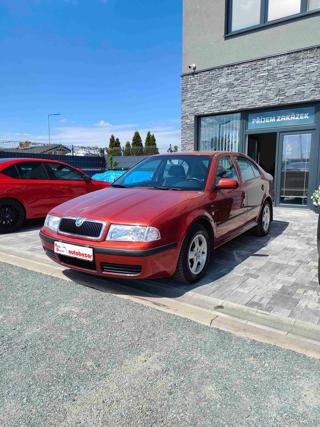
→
(112, 155, 211, 191)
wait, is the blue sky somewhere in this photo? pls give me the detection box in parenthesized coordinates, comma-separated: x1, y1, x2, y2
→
(0, 0, 182, 151)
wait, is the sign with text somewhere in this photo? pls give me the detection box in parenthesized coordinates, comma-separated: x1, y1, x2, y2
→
(248, 106, 315, 130)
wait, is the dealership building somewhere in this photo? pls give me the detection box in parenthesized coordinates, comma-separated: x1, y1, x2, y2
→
(182, 0, 320, 208)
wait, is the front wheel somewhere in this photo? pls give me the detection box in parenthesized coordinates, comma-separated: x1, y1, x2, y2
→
(0, 199, 25, 233)
(174, 223, 211, 284)
(253, 201, 272, 237)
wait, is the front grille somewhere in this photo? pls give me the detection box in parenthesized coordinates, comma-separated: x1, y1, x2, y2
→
(59, 254, 96, 271)
(59, 218, 104, 239)
(101, 262, 142, 275)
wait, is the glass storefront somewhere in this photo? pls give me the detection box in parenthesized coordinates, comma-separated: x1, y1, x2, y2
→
(197, 104, 318, 208)
(198, 113, 241, 152)
(280, 133, 312, 206)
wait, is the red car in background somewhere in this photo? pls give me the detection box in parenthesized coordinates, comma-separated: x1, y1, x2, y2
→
(40, 152, 273, 284)
(0, 158, 109, 233)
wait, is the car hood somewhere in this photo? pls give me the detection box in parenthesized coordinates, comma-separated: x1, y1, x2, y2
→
(50, 187, 203, 225)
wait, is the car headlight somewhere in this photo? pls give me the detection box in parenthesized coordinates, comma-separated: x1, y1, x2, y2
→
(44, 215, 61, 232)
(106, 224, 161, 242)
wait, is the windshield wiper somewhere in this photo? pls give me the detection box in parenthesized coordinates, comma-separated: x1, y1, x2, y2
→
(111, 184, 127, 188)
(153, 186, 183, 191)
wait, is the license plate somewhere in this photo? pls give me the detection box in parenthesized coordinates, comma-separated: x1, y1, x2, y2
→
(54, 241, 93, 261)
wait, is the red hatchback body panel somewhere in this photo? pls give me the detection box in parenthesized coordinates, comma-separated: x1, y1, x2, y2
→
(40, 152, 273, 280)
(0, 158, 109, 220)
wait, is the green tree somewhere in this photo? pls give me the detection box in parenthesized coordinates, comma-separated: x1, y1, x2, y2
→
(150, 133, 159, 154)
(124, 141, 131, 156)
(107, 154, 119, 170)
(167, 144, 179, 153)
(144, 131, 159, 155)
(144, 131, 152, 155)
(131, 131, 143, 155)
(114, 137, 122, 156)
(107, 134, 121, 156)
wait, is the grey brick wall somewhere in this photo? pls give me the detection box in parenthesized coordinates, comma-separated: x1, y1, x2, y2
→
(181, 47, 320, 150)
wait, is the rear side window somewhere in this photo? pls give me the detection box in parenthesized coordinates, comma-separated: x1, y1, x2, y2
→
(2, 165, 19, 178)
(236, 157, 260, 182)
(16, 162, 48, 180)
(45, 162, 85, 181)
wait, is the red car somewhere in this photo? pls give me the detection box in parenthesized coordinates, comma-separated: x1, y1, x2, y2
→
(0, 158, 109, 233)
(40, 152, 273, 283)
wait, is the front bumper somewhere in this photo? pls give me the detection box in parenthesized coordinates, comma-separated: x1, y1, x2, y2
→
(40, 231, 179, 279)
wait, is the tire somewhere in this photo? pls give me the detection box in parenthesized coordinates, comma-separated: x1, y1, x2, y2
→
(174, 223, 211, 284)
(0, 199, 25, 233)
(253, 200, 272, 237)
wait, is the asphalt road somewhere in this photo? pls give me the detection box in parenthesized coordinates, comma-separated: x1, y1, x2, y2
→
(1, 262, 320, 426)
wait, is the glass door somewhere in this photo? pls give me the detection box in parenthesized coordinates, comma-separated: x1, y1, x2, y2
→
(279, 132, 313, 206)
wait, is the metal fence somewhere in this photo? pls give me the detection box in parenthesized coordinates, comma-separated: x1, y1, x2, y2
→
(0, 151, 106, 177)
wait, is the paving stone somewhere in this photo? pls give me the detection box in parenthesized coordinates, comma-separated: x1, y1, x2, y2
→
(0, 208, 319, 327)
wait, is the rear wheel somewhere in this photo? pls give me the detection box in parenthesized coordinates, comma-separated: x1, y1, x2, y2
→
(253, 200, 272, 236)
(0, 199, 25, 233)
(174, 223, 211, 284)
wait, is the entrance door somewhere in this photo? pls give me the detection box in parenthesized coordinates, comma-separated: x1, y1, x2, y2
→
(279, 132, 313, 206)
(247, 133, 277, 178)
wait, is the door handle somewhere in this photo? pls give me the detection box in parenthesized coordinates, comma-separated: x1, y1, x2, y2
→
(261, 184, 265, 191)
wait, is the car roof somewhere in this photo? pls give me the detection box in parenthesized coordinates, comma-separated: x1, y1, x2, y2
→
(0, 157, 74, 170)
(154, 151, 246, 158)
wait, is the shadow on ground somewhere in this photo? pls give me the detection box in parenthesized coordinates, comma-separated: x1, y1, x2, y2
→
(0, 218, 44, 235)
(64, 219, 289, 300)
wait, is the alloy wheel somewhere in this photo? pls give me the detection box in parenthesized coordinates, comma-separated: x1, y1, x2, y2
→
(188, 233, 208, 275)
(262, 204, 271, 233)
(0, 205, 18, 227)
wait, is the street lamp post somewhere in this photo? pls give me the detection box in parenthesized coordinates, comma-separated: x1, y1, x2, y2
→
(48, 113, 61, 145)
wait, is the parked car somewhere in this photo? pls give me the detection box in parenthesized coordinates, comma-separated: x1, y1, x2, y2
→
(0, 158, 109, 233)
(40, 152, 273, 283)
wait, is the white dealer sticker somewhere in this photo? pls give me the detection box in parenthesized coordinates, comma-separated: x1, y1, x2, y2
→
(54, 241, 93, 261)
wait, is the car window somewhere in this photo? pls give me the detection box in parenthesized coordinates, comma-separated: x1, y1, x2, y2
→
(250, 161, 262, 177)
(45, 162, 85, 181)
(215, 156, 238, 185)
(236, 157, 259, 182)
(114, 155, 211, 191)
(121, 158, 162, 186)
(2, 165, 19, 178)
(16, 162, 48, 180)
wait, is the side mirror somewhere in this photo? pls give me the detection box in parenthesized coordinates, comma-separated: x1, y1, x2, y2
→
(215, 178, 238, 190)
(84, 175, 91, 183)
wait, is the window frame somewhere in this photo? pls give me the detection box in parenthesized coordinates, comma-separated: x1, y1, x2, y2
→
(15, 161, 50, 180)
(197, 112, 243, 153)
(226, 0, 320, 37)
(214, 155, 240, 185)
(44, 162, 86, 181)
(2, 164, 20, 179)
(235, 156, 260, 182)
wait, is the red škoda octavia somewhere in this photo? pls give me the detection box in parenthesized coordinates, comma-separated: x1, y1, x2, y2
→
(40, 152, 273, 283)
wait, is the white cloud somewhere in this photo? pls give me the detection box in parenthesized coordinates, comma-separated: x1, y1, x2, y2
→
(0, 120, 181, 153)
(94, 120, 111, 128)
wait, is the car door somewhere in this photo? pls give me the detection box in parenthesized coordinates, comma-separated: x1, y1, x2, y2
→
(210, 155, 246, 240)
(235, 156, 265, 222)
(14, 161, 54, 217)
(44, 162, 89, 208)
